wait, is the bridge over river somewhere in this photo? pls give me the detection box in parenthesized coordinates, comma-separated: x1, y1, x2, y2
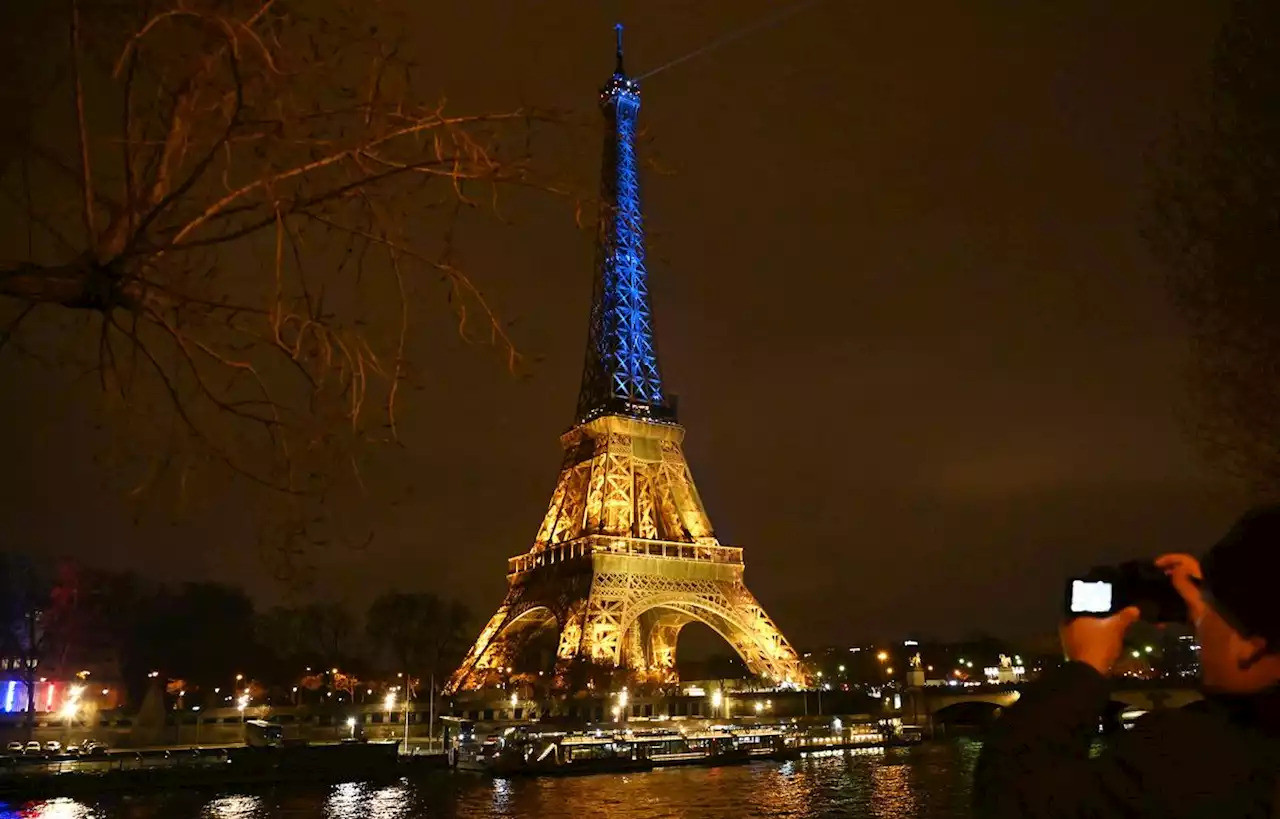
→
(902, 679, 1202, 734)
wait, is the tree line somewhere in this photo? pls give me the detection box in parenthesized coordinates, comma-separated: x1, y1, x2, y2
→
(0, 552, 471, 720)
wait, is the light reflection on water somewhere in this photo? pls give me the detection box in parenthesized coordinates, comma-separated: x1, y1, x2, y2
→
(0, 739, 983, 819)
(204, 795, 263, 819)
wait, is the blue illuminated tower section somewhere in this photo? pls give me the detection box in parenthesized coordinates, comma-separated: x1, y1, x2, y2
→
(575, 25, 674, 425)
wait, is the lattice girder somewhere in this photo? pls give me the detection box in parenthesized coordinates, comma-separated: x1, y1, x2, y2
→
(575, 38, 673, 425)
(533, 417, 715, 550)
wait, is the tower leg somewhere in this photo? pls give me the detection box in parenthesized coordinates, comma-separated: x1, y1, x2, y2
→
(446, 591, 559, 694)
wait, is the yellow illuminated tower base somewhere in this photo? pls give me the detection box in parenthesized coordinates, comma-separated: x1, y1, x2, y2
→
(446, 416, 805, 693)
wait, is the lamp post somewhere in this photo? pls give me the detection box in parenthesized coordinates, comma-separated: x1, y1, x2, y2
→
(236, 693, 249, 743)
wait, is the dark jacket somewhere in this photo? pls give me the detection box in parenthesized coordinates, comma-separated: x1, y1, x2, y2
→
(974, 662, 1279, 818)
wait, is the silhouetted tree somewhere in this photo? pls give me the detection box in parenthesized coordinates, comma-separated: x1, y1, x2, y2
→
(0, 554, 52, 733)
(365, 591, 469, 698)
(1149, 0, 1280, 495)
(299, 602, 355, 668)
(0, 1, 566, 560)
(0, 555, 89, 733)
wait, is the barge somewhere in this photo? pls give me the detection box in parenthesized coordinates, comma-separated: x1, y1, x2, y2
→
(448, 721, 902, 776)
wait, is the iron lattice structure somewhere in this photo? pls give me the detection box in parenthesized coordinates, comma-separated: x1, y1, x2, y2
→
(575, 27, 671, 425)
(447, 29, 805, 695)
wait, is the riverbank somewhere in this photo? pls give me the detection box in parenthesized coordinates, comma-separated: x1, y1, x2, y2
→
(0, 741, 417, 800)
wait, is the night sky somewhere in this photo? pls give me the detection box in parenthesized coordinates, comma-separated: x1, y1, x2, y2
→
(0, 1, 1249, 647)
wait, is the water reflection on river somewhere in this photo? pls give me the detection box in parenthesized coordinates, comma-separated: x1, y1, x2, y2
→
(0, 740, 983, 819)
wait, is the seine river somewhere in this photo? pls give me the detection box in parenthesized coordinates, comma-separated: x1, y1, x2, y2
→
(0, 740, 983, 819)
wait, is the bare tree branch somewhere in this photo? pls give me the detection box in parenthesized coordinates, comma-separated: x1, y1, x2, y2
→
(69, 0, 96, 244)
(0, 0, 582, 550)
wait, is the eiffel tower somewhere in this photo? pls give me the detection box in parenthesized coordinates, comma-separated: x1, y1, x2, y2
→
(446, 27, 804, 694)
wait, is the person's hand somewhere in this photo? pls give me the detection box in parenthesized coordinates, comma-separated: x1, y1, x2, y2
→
(1155, 553, 1207, 624)
(1060, 607, 1141, 676)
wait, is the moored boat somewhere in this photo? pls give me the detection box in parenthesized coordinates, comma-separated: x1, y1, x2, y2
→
(450, 725, 791, 776)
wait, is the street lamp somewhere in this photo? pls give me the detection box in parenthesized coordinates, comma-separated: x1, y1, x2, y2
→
(59, 699, 78, 748)
(877, 651, 889, 663)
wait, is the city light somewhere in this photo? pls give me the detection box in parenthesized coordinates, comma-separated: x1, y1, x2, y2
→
(877, 651, 889, 662)
(838, 665, 846, 673)
(886, 667, 894, 675)
(618, 689, 629, 709)
(509, 692, 518, 709)
(754, 701, 764, 713)
(236, 694, 249, 711)
(384, 692, 397, 711)
(711, 690, 723, 708)
(59, 684, 84, 721)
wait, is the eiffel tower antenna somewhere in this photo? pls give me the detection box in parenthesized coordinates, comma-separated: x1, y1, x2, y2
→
(615, 21, 625, 74)
(446, 27, 805, 697)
